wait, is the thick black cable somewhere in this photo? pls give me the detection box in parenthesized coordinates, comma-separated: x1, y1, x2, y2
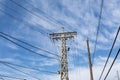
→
(0, 34, 59, 60)
(0, 32, 59, 57)
(99, 26, 120, 80)
(92, 0, 104, 65)
(2, 63, 40, 80)
(0, 61, 58, 74)
(104, 49, 120, 80)
(0, 74, 26, 80)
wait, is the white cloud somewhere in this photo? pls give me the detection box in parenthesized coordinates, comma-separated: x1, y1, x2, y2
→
(17, 0, 120, 53)
(0, 58, 15, 62)
(25, 13, 57, 30)
(40, 56, 120, 80)
(0, 0, 120, 80)
(0, 0, 6, 16)
(7, 43, 18, 50)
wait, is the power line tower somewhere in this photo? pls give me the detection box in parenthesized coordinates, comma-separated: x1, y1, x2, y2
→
(50, 28, 77, 80)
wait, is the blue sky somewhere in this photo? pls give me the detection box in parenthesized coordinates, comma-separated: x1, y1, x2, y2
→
(0, 0, 120, 80)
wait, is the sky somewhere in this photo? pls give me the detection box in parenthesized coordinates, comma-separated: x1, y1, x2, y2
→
(0, 0, 120, 80)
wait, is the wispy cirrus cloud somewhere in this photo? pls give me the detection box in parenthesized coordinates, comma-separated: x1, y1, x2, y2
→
(0, 0, 120, 80)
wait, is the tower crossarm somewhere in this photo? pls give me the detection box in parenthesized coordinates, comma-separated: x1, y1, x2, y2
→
(49, 31, 77, 38)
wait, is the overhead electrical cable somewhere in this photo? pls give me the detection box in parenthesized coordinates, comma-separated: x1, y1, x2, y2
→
(12, 0, 73, 30)
(2, 63, 41, 80)
(92, 0, 104, 65)
(0, 8, 22, 22)
(0, 32, 59, 57)
(9, 0, 59, 28)
(9, 0, 72, 31)
(22, 0, 68, 28)
(99, 26, 120, 80)
(103, 49, 120, 80)
(0, 61, 58, 74)
(0, 34, 59, 60)
(0, 3, 50, 35)
(0, 74, 26, 80)
(0, 0, 74, 34)
(0, 1, 69, 46)
(0, 2, 60, 57)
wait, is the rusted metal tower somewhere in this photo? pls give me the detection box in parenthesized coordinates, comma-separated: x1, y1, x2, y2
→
(50, 28, 77, 80)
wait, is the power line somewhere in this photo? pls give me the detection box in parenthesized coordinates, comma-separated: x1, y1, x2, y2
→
(0, 74, 26, 80)
(8, 0, 72, 31)
(0, 3, 58, 57)
(8, 0, 59, 28)
(0, 3, 50, 35)
(0, 61, 58, 74)
(0, 3, 59, 57)
(0, 8, 22, 22)
(92, 0, 104, 65)
(22, 0, 66, 28)
(0, 34, 59, 60)
(0, 0, 70, 35)
(11, 0, 73, 30)
(2, 63, 41, 80)
(0, 32, 59, 57)
(104, 49, 120, 80)
(99, 26, 120, 80)
(1, 0, 76, 35)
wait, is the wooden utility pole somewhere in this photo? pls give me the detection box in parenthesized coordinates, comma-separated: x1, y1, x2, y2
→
(117, 70, 120, 80)
(86, 39, 94, 80)
(50, 28, 77, 80)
